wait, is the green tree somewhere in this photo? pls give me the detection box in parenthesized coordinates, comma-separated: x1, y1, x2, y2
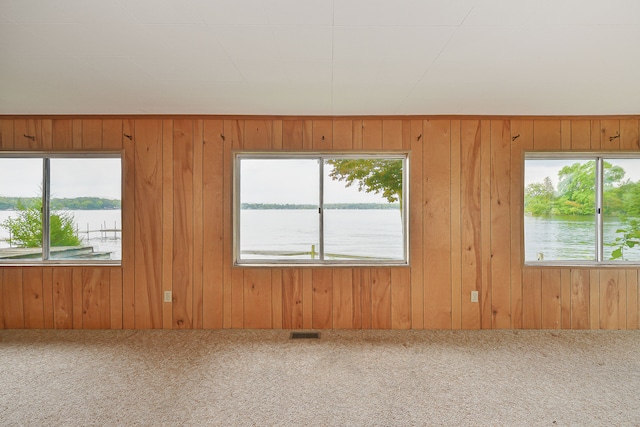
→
(554, 161, 624, 215)
(524, 176, 555, 215)
(1, 199, 81, 248)
(327, 159, 403, 208)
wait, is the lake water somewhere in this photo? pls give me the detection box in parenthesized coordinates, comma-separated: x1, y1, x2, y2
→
(2, 208, 635, 263)
(240, 209, 405, 260)
(0, 209, 122, 260)
(525, 215, 640, 262)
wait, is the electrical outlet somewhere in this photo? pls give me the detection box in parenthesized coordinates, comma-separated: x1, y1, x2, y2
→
(470, 291, 479, 303)
(164, 291, 172, 303)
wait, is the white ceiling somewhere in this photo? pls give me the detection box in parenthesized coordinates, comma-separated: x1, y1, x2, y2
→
(1, 0, 639, 116)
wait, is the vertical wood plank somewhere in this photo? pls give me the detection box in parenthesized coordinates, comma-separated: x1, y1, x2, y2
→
(272, 270, 283, 329)
(423, 120, 452, 329)
(42, 268, 54, 328)
(522, 268, 541, 329)
(81, 119, 102, 149)
(42, 120, 52, 149)
(480, 120, 492, 329)
(162, 120, 174, 329)
(302, 120, 313, 150)
(600, 270, 620, 329)
(22, 268, 44, 329)
(490, 120, 511, 328)
(192, 120, 204, 329)
(82, 268, 110, 329)
(333, 269, 353, 329)
(618, 271, 627, 330)
(312, 120, 333, 149)
(52, 119, 73, 150)
(302, 269, 313, 328)
(541, 269, 561, 329)
(600, 119, 620, 150)
(0, 119, 15, 149)
(312, 269, 332, 329)
(362, 120, 383, 150)
(560, 269, 571, 329)
(357, 269, 372, 329)
(590, 121, 601, 150)
(333, 120, 353, 150)
(272, 120, 283, 150)
(382, 120, 403, 150)
(590, 270, 600, 329)
(134, 120, 163, 329)
(460, 120, 482, 329)
(560, 120, 571, 150)
(510, 120, 533, 329)
(222, 121, 236, 331)
(244, 120, 272, 150)
(570, 269, 590, 329)
(391, 268, 411, 329)
(282, 269, 303, 329)
(14, 119, 41, 150)
(626, 270, 639, 329)
(228, 121, 244, 328)
(352, 269, 362, 329)
(2, 270, 24, 328)
(282, 120, 303, 150)
(409, 120, 424, 329)
(173, 119, 194, 329)
(122, 119, 135, 329)
(72, 269, 83, 329)
(203, 120, 225, 329)
(533, 120, 561, 149)
(620, 119, 639, 150)
(53, 268, 73, 329)
(450, 120, 462, 330)
(570, 120, 591, 150)
(371, 269, 391, 329)
(243, 269, 272, 329)
(352, 120, 363, 150)
(110, 269, 123, 329)
(72, 119, 83, 149)
(102, 119, 123, 150)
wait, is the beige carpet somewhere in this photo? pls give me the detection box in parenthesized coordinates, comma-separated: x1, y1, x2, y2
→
(0, 329, 639, 426)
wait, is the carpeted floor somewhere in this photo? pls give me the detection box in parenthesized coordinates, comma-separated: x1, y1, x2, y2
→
(0, 329, 638, 426)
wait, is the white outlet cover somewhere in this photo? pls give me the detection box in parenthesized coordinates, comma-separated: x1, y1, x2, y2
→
(164, 291, 172, 303)
(471, 291, 479, 303)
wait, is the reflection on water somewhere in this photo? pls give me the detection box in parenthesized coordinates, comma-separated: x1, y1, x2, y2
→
(525, 215, 640, 262)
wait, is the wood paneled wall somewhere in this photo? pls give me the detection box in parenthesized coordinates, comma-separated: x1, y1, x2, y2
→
(0, 117, 639, 330)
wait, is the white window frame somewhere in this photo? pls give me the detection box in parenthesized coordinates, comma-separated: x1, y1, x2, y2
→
(234, 152, 409, 266)
(525, 151, 640, 267)
(0, 151, 122, 266)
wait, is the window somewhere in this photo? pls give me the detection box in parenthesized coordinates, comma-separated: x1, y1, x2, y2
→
(0, 153, 122, 264)
(524, 152, 640, 264)
(234, 153, 408, 265)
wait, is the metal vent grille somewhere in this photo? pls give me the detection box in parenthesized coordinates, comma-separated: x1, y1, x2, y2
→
(290, 332, 320, 339)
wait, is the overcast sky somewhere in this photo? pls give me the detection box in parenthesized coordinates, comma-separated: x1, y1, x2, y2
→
(525, 158, 640, 189)
(0, 158, 121, 199)
(240, 159, 392, 205)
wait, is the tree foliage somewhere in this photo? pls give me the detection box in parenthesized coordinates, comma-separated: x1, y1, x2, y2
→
(525, 161, 628, 216)
(327, 159, 403, 205)
(1, 199, 81, 248)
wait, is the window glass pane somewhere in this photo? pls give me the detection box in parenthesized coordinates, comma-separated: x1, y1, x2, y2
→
(239, 158, 319, 261)
(49, 158, 122, 261)
(0, 158, 43, 261)
(603, 158, 640, 261)
(524, 159, 595, 261)
(323, 158, 404, 261)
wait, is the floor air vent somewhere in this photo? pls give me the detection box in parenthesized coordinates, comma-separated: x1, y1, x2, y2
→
(290, 332, 320, 339)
